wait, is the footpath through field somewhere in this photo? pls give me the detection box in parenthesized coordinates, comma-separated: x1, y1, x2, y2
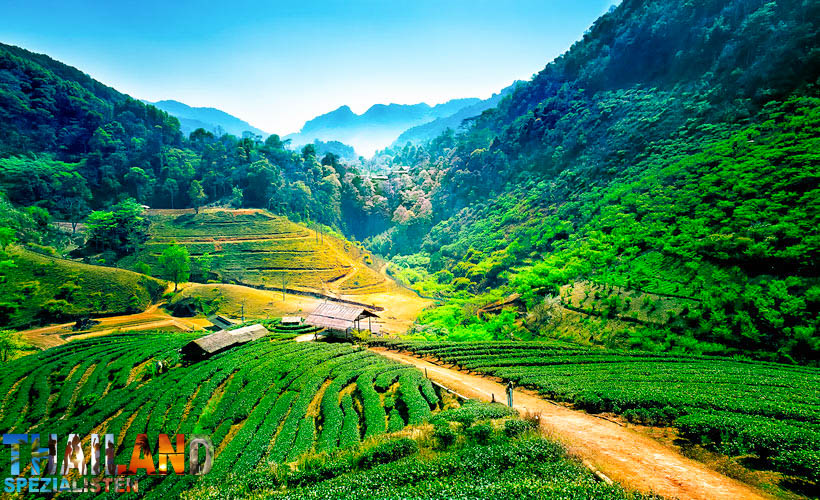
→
(370, 347, 769, 500)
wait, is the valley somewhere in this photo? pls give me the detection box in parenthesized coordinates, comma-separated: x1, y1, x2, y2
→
(0, 0, 818, 498)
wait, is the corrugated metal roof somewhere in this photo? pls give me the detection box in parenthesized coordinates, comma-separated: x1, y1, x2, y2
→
(306, 316, 354, 331)
(207, 315, 235, 329)
(187, 324, 269, 354)
(305, 302, 379, 332)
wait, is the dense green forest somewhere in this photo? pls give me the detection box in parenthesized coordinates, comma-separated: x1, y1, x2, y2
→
(1, 0, 818, 362)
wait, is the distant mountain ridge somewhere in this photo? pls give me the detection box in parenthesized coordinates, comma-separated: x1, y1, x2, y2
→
(145, 99, 267, 138)
(393, 82, 521, 146)
(285, 98, 482, 157)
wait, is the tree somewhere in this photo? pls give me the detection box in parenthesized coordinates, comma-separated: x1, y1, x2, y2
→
(188, 180, 207, 214)
(158, 244, 190, 292)
(230, 187, 244, 208)
(85, 199, 149, 255)
(162, 178, 179, 209)
(244, 158, 282, 208)
(194, 252, 213, 281)
(0, 330, 25, 362)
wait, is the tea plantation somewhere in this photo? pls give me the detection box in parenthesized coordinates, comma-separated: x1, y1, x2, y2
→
(0, 332, 440, 497)
(372, 340, 820, 482)
(185, 401, 645, 500)
(123, 209, 388, 294)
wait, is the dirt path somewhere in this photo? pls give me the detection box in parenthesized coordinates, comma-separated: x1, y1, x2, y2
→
(371, 347, 769, 500)
(19, 302, 209, 349)
(293, 332, 318, 342)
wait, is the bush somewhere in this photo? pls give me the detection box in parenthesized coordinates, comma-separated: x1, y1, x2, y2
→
(433, 424, 457, 450)
(356, 438, 419, 469)
(432, 400, 518, 425)
(465, 423, 493, 444)
(574, 391, 605, 413)
(287, 456, 353, 486)
(504, 419, 537, 437)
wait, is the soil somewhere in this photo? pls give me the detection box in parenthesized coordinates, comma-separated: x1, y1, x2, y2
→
(370, 347, 771, 500)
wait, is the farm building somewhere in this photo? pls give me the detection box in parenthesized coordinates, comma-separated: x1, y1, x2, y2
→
(207, 314, 236, 330)
(305, 302, 380, 337)
(181, 324, 269, 361)
(281, 316, 302, 325)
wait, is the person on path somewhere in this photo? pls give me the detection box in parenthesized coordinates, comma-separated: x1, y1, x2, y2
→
(506, 380, 514, 407)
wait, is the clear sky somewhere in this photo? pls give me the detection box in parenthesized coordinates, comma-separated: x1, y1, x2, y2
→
(1, 0, 615, 135)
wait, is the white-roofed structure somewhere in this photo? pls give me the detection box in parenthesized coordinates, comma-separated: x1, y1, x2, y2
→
(305, 302, 379, 336)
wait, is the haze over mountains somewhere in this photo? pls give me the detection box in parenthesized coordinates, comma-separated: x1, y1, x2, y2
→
(147, 91, 520, 159)
(145, 99, 268, 138)
(284, 95, 508, 157)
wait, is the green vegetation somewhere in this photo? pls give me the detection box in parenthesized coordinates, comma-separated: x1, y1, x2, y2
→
(184, 402, 642, 500)
(0, 333, 439, 497)
(122, 209, 387, 294)
(373, 340, 820, 483)
(0, 247, 164, 328)
(158, 243, 190, 291)
(380, 72, 820, 363)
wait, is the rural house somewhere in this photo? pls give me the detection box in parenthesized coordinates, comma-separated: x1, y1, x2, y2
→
(305, 302, 380, 337)
(181, 324, 269, 361)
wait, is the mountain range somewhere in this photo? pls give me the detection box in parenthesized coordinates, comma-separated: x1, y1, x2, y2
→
(284, 98, 486, 157)
(393, 82, 520, 146)
(145, 99, 268, 138)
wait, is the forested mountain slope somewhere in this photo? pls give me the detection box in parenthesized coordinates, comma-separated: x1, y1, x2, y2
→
(367, 0, 820, 363)
(146, 99, 267, 137)
(0, 41, 383, 234)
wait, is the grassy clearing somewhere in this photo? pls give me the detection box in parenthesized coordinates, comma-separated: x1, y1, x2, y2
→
(1, 247, 165, 329)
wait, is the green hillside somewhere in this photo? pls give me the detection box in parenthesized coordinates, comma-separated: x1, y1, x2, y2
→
(375, 340, 820, 483)
(365, 0, 820, 364)
(0, 332, 442, 497)
(0, 247, 164, 328)
(122, 209, 389, 295)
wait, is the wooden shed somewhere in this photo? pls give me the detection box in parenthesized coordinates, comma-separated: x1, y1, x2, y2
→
(305, 302, 379, 337)
(181, 324, 269, 361)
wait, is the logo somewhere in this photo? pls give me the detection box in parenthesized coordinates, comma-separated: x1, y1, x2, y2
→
(2, 433, 213, 494)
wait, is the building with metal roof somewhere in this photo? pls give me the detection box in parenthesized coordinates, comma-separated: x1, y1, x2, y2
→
(281, 316, 302, 325)
(181, 324, 269, 361)
(207, 314, 236, 330)
(305, 302, 379, 336)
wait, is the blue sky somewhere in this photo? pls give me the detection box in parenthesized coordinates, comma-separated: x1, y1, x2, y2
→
(1, 0, 615, 135)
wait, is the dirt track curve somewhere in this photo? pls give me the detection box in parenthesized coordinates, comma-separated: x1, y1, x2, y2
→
(371, 347, 769, 500)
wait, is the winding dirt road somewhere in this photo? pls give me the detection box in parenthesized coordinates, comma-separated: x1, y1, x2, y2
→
(371, 347, 769, 500)
(19, 303, 210, 349)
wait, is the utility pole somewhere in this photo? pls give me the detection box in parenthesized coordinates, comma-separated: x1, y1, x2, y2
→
(241, 299, 246, 323)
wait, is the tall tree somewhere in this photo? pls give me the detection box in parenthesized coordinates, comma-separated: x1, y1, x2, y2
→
(158, 244, 190, 292)
(188, 180, 207, 214)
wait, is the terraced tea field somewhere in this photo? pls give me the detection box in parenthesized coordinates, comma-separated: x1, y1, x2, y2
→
(374, 340, 820, 483)
(127, 209, 390, 296)
(0, 332, 440, 497)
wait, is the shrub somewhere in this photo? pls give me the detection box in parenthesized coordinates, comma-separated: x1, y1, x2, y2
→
(433, 424, 458, 450)
(465, 423, 493, 444)
(287, 456, 353, 487)
(504, 419, 537, 437)
(356, 438, 419, 469)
